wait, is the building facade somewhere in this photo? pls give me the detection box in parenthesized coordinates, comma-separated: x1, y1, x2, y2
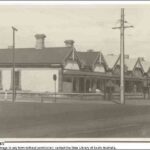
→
(0, 34, 149, 94)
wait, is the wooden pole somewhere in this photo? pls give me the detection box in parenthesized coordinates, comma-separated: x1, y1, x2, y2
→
(120, 8, 125, 104)
(12, 26, 18, 103)
(112, 8, 133, 104)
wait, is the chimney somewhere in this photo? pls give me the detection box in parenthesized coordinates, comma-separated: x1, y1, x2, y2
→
(64, 40, 74, 47)
(35, 34, 46, 50)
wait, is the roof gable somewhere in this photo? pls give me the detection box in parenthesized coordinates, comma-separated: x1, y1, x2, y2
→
(93, 52, 107, 72)
(77, 51, 99, 70)
(141, 60, 150, 73)
(94, 52, 106, 65)
(125, 58, 137, 71)
(64, 49, 80, 70)
(132, 58, 144, 73)
(104, 54, 119, 69)
(114, 55, 139, 72)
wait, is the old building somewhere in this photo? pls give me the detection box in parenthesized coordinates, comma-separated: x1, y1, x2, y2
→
(0, 34, 149, 95)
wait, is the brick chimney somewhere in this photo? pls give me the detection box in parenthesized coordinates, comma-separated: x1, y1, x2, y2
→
(35, 34, 46, 49)
(64, 40, 74, 47)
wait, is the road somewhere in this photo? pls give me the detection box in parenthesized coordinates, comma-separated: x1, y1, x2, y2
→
(1, 101, 150, 138)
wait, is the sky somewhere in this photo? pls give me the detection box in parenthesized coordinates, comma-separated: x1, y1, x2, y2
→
(0, 4, 150, 60)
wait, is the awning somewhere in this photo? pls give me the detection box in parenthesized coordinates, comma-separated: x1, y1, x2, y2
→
(63, 69, 145, 81)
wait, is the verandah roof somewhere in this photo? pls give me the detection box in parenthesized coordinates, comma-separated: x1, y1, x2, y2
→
(63, 70, 145, 81)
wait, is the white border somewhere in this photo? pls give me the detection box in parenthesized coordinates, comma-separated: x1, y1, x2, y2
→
(0, 1, 150, 5)
(0, 0, 150, 142)
(1, 138, 150, 142)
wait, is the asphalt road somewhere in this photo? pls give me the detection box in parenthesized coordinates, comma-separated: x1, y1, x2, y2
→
(1, 101, 150, 138)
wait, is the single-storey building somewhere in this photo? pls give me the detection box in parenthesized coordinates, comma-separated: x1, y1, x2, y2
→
(0, 33, 149, 94)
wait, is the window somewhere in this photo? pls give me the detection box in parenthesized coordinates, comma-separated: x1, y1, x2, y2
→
(10, 70, 21, 90)
(15, 71, 21, 90)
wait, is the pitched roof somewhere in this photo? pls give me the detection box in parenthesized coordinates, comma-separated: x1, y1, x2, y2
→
(141, 60, 150, 73)
(114, 55, 139, 71)
(0, 47, 72, 64)
(104, 54, 119, 69)
(125, 58, 138, 71)
(77, 51, 99, 67)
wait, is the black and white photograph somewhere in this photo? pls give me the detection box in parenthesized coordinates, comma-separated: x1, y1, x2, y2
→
(0, 2, 150, 140)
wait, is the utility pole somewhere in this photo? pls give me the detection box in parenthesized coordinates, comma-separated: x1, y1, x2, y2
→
(112, 8, 133, 104)
(12, 26, 18, 103)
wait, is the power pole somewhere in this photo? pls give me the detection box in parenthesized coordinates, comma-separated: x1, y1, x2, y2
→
(12, 26, 18, 103)
(112, 8, 133, 104)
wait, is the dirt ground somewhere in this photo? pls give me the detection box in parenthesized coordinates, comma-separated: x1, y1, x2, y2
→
(1, 101, 150, 138)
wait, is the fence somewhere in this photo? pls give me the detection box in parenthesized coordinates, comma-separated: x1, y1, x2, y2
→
(0, 91, 146, 103)
(0, 91, 104, 103)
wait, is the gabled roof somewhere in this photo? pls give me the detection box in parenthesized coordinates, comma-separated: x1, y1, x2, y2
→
(104, 54, 119, 69)
(125, 58, 138, 71)
(77, 51, 99, 68)
(0, 47, 72, 65)
(141, 60, 150, 73)
(113, 56, 141, 72)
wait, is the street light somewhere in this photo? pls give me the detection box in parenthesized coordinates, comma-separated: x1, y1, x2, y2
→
(12, 26, 18, 103)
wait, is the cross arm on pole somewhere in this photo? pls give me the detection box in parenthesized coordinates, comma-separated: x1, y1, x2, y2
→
(112, 27, 121, 29)
(124, 25, 134, 29)
(12, 26, 18, 32)
(112, 25, 134, 30)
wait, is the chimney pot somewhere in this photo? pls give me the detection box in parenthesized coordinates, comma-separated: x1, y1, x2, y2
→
(35, 34, 46, 49)
(64, 40, 74, 47)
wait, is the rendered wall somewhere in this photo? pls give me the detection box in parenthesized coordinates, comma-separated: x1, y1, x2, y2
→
(21, 68, 59, 92)
(1, 68, 60, 93)
(94, 65, 105, 72)
(65, 60, 79, 70)
(2, 69, 11, 90)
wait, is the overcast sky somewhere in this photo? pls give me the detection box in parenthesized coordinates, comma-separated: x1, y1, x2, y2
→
(0, 4, 150, 60)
